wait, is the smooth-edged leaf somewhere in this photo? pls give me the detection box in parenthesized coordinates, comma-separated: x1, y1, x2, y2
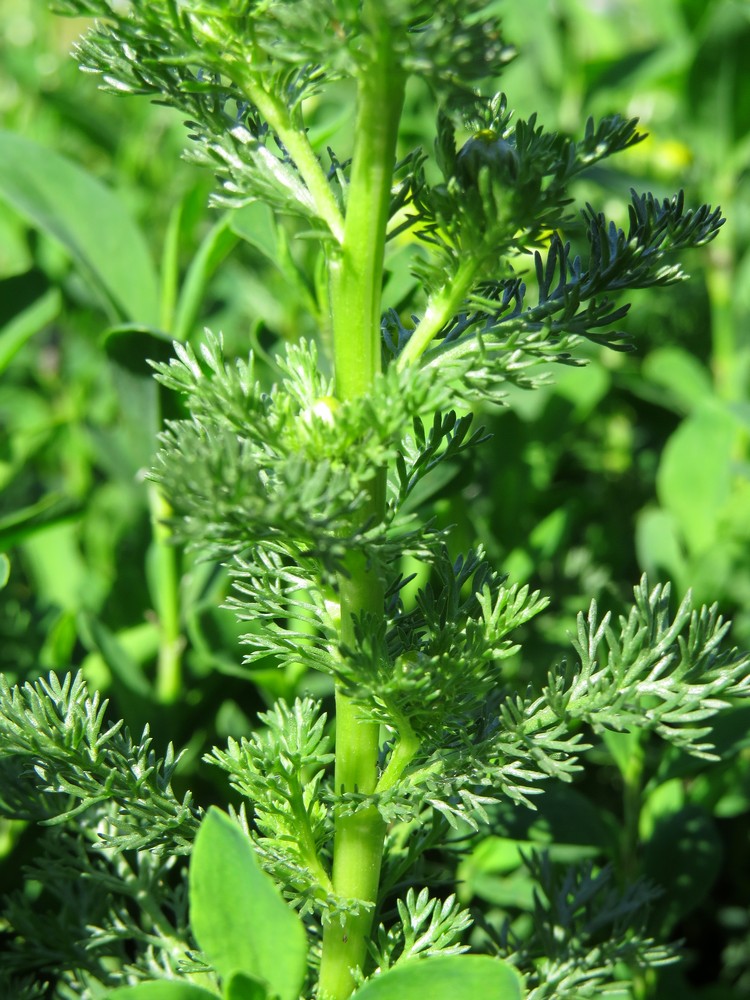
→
(0, 552, 9, 589)
(229, 203, 279, 264)
(108, 981, 219, 1000)
(20, 521, 89, 611)
(0, 493, 81, 553)
(190, 807, 307, 1000)
(0, 287, 61, 374)
(80, 612, 153, 698)
(0, 130, 159, 324)
(225, 971, 271, 1000)
(641, 346, 713, 415)
(102, 325, 175, 376)
(172, 214, 239, 341)
(351, 955, 525, 1000)
(656, 403, 739, 555)
(635, 506, 688, 590)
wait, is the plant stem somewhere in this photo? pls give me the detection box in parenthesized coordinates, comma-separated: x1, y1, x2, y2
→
(376, 715, 421, 793)
(620, 738, 645, 881)
(397, 259, 480, 369)
(239, 73, 345, 245)
(319, 6, 406, 997)
(148, 485, 183, 704)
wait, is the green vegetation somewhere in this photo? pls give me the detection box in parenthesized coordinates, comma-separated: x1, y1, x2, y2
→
(1, 3, 749, 999)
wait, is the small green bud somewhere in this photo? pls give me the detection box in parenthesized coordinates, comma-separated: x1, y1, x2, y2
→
(456, 129, 519, 186)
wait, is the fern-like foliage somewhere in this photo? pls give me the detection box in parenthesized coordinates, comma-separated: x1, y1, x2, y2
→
(541, 577, 750, 758)
(496, 854, 675, 999)
(0, 672, 197, 847)
(0, 673, 204, 993)
(51, 0, 512, 237)
(17, 3, 743, 998)
(369, 887, 472, 972)
(407, 187, 724, 392)
(207, 698, 337, 916)
(414, 99, 646, 277)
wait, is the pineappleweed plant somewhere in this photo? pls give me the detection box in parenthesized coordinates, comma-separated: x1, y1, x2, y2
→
(0, 3, 747, 1000)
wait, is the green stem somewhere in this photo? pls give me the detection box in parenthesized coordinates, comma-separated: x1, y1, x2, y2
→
(288, 775, 335, 896)
(148, 485, 183, 704)
(239, 72, 345, 245)
(318, 6, 406, 997)
(376, 716, 421, 794)
(620, 739, 645, 881)
(329, 34, 406, 396)
(396, 259, 480, 369)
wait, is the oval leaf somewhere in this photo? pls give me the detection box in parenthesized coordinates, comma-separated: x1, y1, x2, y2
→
(225, 971, 271, 1000)
(656, 403, 738, 555)
(351, 956, 525, 1000)
(190, 808, 307, 1000)
(108, 981, 218, 1000)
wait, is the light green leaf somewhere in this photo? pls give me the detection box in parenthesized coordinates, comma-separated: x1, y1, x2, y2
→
(172, 215, 239, 341)
(225, 971, 270, 1000)
(635, 506, 687, 588)
(656, 403, 739, 555)
(351, 956, 525, 1000)
(80, 613, 153, 698)
(229, 203, 279, 264)
(0, 493, 80, 553)
(0, 130, 159, 325)
(0, 288, 61, 374)
(190, 808, 307, 1000)
(20, 521, 89, 611)
(108, 981, 219, 1000)
(553, 360, 611, 417)
(0, 553, 9, 589)
(641, 346, 713, 415)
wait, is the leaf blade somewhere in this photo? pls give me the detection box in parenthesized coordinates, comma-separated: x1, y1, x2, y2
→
(0, 130, 159, 325)
(190, 807, 307, 1000)
(351, 955, 525, 1000)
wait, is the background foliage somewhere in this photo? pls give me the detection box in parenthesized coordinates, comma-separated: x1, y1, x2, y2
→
(1, 1, 749, 997)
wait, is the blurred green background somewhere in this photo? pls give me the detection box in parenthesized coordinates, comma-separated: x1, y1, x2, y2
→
(1, 1, 749, 997)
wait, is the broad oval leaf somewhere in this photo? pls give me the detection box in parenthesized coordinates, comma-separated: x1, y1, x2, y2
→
(0, 130, 159, 325)
(351, 955, 525, 1000)
(656, 402, 739, 556)
(225, 971, 271, 1000)
(108, 981, 218, 1000)
(190, 807, 307, 1000)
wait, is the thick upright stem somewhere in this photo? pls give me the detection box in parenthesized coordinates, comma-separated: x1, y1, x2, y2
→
(318, 6, 406, 998)
(329, 29, 405, 397)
